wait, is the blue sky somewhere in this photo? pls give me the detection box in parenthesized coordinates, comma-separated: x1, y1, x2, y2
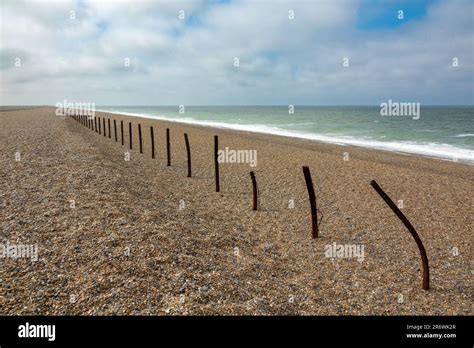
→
(356, 0, 434, 29)
(1, 0, 472, 105)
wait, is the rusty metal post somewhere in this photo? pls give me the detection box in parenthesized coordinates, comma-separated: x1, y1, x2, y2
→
(103, 118, 106, 137)
(302, 166, 318, 238)
(98, 117, 101, 134)
(150, 126, 155, 159)
(129, 122, 132, 149)
(166, 128, 171, 166)
(114, 120, 117, 142)
(108, 119, 111, 138)
(138, 124, 143, 153)
(250, 171, 258, 211)
(121, 121, 124, 145)
(370, 180, 430, 290)
(214, 135, 220, 192)
(184, 133, 191, 177)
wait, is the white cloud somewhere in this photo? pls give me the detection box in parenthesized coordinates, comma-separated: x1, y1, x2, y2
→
(0, 0, 472, 105)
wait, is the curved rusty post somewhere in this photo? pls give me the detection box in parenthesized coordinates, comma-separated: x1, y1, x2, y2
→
(184, 133, 191, 177)
(302, 166, 318, 239)
(250, 171, 258, 211)
(370, 180, 430, 290)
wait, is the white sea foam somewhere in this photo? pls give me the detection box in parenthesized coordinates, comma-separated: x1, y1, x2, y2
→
(95, 109, 474, 164)
(452, 133, 474, 138)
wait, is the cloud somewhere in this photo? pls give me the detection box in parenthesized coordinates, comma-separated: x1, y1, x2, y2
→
(0, 0, 472, 105)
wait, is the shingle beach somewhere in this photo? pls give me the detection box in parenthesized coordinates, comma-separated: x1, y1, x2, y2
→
(1, 107, 472, 315)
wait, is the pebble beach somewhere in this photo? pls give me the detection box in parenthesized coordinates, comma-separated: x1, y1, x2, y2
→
(0, 106, 472, 315)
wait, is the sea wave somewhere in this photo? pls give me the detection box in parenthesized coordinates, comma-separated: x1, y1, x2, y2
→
(452, 133, 474, 138)
(95, 109, 474, 164)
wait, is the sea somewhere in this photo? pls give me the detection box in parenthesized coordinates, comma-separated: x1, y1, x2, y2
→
(95, 105, 474, 164)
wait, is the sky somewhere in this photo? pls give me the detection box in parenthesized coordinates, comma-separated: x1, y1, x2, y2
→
(0, 0, 473, 105)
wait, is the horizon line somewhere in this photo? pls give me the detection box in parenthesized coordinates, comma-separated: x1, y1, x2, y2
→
(2, 104, 474, 107)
